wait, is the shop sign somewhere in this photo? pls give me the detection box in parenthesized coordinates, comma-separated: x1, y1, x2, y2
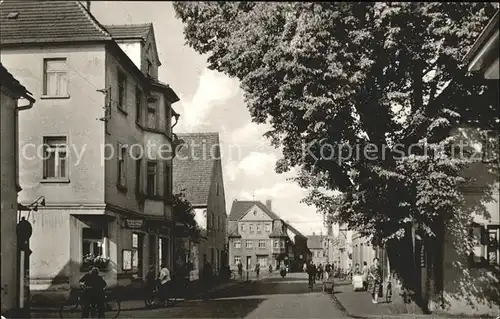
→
(125, 219, 144, 229)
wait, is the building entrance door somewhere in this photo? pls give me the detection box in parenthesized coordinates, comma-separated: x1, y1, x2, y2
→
(246, 256, 252, 270)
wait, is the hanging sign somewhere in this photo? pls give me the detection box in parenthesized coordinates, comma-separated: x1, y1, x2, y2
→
(125, 219, 144, 229)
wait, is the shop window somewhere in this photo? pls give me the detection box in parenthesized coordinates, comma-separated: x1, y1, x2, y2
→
(234, 256, 241, 265)
(132, 233, 143, 277)
(82, 227, 108, 270)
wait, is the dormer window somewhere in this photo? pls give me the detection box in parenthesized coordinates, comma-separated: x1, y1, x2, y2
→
(147, 59, 153, 76)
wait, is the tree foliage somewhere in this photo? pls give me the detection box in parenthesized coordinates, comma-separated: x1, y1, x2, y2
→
(174, 1, 497, 236)
(173, 3, 499, 300)
(173, 190, 202, 242)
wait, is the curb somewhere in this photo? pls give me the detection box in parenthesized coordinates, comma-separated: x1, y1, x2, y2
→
(330, 293, 498, 319)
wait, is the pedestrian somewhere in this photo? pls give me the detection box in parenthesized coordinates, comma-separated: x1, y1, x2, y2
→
(158, 263, 171, 304)
(361, 261, 369, 291)
(303, 262, 307, 273)
(369, 258, 382, 304)
(145, 265, 157, 301)
(325, 263, 331, 280)
(255, 262, 260, 278)
(237, 261, 243, 279)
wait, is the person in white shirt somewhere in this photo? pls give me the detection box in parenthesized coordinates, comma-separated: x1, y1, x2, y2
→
(158, 263, 171, 302)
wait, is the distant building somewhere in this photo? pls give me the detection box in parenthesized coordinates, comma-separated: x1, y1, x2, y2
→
(1, 63, 35, 317)
(228, 200, 295, 271)
(307, 233, 328, 265)
(173, 132, 227, 279)
(0, 0, 180, 304)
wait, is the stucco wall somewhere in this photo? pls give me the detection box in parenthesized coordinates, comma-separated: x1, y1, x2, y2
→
(440, 190, 500, 316)
(0, 89, 20, 313)
(1, 45, 107, 206)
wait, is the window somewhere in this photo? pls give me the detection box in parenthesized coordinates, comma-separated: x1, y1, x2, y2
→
(265, 224, 271, 232)
(249, 224, 254, 233)
(147, 97, 159, 129)
(234, 256, 241, 265)
(469, 224, 500, 267)
(117, 144, 127, 189)
(280, 240, 285, 248)
(158, 237, 163, 267)
(42, 136, 67, 180)
(146, 161, 157, 196)
(217, 216, 221, 230)
(258, 240, 266, 248)
(273, 240, 278, 248)
(132, 233, 142, 275)
(234, 240, 241, 249)
(82, 228, 105, 258)
(147, 60, 153, 76)
(240, 224, 245, 232)
(257, 256, 267, 267)
(257, 224, 262, 233)
(135, 158, 142, 194)
(135, 87, 143, 124)
(43, 58, 68, 96)
(246, 240, 253, 248)
(216, 183, 219, 196)
(164, 162, 171, 198)
(117, 70, 127, 111)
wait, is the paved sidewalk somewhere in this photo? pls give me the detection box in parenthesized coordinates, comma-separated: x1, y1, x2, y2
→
(332, 282, 495, 319)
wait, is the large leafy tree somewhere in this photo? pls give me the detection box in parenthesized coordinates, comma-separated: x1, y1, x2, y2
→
(174, 2, 499, 306)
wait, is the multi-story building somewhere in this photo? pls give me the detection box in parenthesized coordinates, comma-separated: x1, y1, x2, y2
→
(286, 224, 311, 271)
(328, 224, 353, 271)
(351, 232, 377, 268)
(228, 200, 294, 271)
(307, 233, 328, 265)
(173, 132, 227, 278)
(0, 0, 180, 304)
(1, 64, 36, 317)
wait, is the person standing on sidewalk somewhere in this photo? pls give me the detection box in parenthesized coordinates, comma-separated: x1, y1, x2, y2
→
(361, 261, 369, 291)
(158, 263, 171, 304)
(369, 258, 382, 304)
(255, 262, 260, 278)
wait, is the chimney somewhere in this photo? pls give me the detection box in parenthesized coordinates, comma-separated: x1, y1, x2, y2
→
(86, 1, 91, 11)
(265, 199, 272, 211)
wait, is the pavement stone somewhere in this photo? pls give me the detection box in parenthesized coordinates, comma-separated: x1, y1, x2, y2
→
(332, 281, 497, 319)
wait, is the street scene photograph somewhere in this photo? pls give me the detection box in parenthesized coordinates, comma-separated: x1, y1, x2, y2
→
(0, 1, 499, 319)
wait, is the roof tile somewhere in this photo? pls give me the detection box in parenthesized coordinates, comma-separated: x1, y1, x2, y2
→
(173, 133, 220, 207)
(0, 0, 111, 45)
(104, 23, 152, 41)
(228, 200, 281, 221)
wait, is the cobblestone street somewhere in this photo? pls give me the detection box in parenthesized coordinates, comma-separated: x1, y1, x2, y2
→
(32, 273, 349, 318)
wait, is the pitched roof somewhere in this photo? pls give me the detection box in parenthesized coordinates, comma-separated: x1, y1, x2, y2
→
(287, 223, 306, 238)
(104, 23, 152, 41)
(463, 10, 499, 64)
(0, 63, 35, 102)
(306, 235, 323, 249)
(173, 133, 220, 207)
(0, 0, 111, 45)
(228, 200, 281, 221)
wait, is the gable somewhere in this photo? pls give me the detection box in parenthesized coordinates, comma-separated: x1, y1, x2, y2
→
(145, 27, 161, 67)
(240, 205, 273, 221)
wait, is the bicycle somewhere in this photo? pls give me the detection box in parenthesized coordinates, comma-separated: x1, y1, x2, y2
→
(59, 286, 120, 318)
(308, 275, 314, 292)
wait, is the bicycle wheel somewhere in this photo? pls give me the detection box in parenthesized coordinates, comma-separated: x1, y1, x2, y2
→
(104, 299, 121, 319)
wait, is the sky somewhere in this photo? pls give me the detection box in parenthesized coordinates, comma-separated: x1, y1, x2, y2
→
(91, 1, 326, 235)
